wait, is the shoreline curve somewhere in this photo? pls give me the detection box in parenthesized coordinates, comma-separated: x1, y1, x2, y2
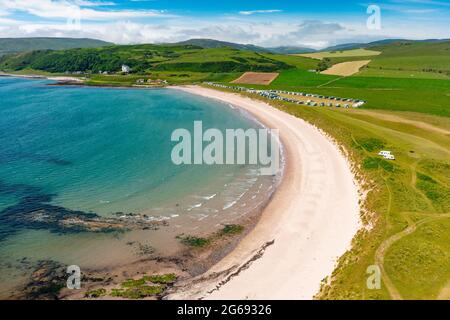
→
(168, 85, 362, 300)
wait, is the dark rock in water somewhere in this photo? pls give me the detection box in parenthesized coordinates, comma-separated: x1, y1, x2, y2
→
(0, 192, 125, 241)
(12, 259, 108, 299)
(0, 182, 169, 243)
(21, 260, 67, 300)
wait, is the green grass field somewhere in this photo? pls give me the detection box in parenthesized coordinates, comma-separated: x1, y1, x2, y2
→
(368, 41, 450, 72)
(259, 53, 319, 69)
(357, 68, 450, 80)
(283, 103, 450, 300)
(207, 84, 450, 299)
(86, 71, 237, 86)
(220, 69, 450, 117)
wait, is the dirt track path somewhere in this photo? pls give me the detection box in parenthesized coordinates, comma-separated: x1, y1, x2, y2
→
(437, 281, 450, 300)
(354, 110, 450, 136)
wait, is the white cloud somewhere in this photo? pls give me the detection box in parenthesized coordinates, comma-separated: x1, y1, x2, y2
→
(72, 0, 115, 6)
(391, 0, 450, 7)
(238, 10, 282, 15)
(1, 16, 449, 49)
(0, 4, 449, 49)
(0, 18, 293, 45)
(403, 8, 439, 13)
(0, 0, 172, 21)
(0, 17, 22, 24)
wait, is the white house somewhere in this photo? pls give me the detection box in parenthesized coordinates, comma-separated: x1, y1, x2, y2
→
(121, 65, 131, 73)
(378, 150, 395, 160)
(378, 151, 391, 156)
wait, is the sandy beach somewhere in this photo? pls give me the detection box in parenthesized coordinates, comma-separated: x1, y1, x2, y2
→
(0, 72, 83, 82)
(168, 85, 361, 300)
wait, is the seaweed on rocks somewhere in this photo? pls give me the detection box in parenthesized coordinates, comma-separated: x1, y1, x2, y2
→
(21, 260, 67, 300)
(0, 182, 170, 242)
(0, 193, 125, 241)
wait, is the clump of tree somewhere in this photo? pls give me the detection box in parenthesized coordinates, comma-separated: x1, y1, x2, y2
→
(317, 58, 332, 71)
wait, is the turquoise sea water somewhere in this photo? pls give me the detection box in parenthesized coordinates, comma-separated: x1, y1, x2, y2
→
(0, 77, 273, 297)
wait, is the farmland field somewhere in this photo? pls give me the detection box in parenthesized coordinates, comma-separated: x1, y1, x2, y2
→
(231, 72, 279, 85)
(357, 68, 450, 80)
(297, 48, 381, 60)
(222, 71, 450, 117)
(321, 60, 371, 76)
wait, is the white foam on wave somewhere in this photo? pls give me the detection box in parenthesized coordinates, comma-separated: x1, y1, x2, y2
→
(187, 202, 203, 211)
(223, 200, 237, 210)
(144, 215, 171, 222)
(203, 194, 217, 200)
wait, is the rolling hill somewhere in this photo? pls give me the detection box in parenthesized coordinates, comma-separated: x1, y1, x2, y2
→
(321, 38, 450, 52)
(170, 38, 316, 54)
(266, 46, 316, 54)
(0, 37, 113, 57)
(0, 43, 293, 74)
(170, 39, 270, 53)
(368, 40, 450, 72)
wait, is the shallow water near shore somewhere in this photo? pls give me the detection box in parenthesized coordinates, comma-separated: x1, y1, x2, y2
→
(0, 77, 277, 298)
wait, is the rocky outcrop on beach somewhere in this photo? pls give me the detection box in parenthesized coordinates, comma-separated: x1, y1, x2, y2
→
(0, 190, 170, 241)
(0, 194, 123, 238)
(18, 260, 67, 300)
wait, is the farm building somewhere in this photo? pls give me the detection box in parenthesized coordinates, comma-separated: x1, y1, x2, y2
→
(121, 65, 131, 73)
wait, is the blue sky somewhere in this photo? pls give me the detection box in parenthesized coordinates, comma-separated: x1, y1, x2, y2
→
(0, 0, 449, 48)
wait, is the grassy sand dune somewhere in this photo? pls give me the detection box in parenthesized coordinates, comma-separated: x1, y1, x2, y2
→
(272, 101, 450, 300)
(189, 83, 449, 300)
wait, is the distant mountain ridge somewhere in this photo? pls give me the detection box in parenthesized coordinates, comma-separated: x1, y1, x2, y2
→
(169, 39, 270, 53)
(2, 37, 450, 59)
(169, 39, 316, 54)
(321, 38, 450, 52)
(170, 38, 450, 54)
(266, 46, 316, 54)
(0, 37, 113, 56)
